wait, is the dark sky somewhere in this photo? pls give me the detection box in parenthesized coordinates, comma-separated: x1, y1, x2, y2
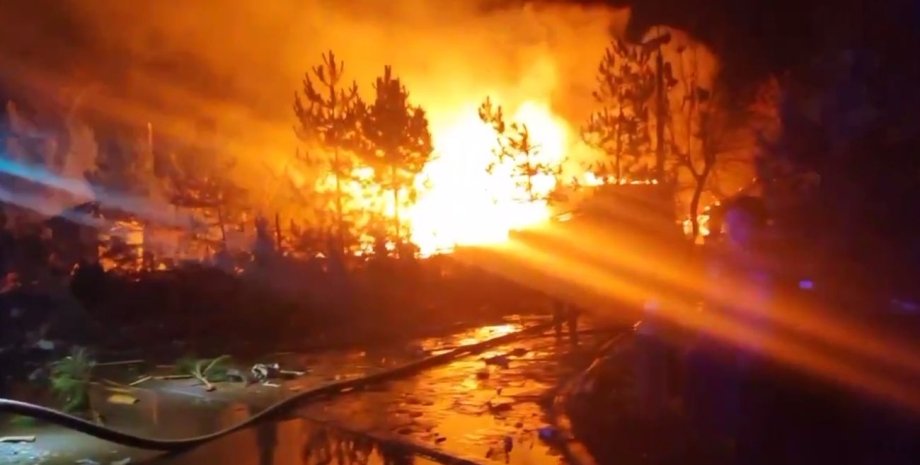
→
(588, 0, 919, 82)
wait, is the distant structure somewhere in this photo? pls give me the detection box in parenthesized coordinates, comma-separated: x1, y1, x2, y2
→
(45, 201, 186, 272)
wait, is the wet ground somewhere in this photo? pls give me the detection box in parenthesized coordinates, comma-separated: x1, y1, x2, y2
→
(1, 317, 616, 465)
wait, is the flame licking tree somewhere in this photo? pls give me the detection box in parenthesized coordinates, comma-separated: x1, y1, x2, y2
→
(479, 97, 562, 204)
(582, 39, 657, 183)
(293, 51, 364, 257)
(359, 65, 433, 252)
(664, 49, 777, 241)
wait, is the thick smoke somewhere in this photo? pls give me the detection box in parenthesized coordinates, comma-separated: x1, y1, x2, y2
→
(22, 1, 627, 189)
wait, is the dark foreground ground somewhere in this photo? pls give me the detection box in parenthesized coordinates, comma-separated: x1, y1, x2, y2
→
(563, 332, 920, 465)
(1, 258, 550, 389)
(4, 257, 920, 465)
(0, 318, 617, 465)
(3, 311, 919, 465)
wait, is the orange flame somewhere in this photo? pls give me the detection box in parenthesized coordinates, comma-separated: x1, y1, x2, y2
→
(312, 99, 573, 257)
(408, 100, 568, 255)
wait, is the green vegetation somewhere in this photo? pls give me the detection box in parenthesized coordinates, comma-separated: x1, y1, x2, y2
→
(7, 415, 38, 427)
(49, 347, 95, 413)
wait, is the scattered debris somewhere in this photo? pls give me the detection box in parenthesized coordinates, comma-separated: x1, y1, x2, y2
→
(176, 355, 232, 391)
(487, 397, 514, 413)
(128, 376, 152, 386)
(251, 363, 279, 381)
(95, 360, 145, 367)
(0, 436, 35, 443)
(251, 363, 306, 382)
(150, 375, 193, 381)
(106, 394, 139, 405)
(100, 379, 129, 388)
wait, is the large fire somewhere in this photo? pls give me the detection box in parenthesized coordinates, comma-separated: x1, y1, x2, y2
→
(408, 100, 569, 255)
(316, 98, 574, 257)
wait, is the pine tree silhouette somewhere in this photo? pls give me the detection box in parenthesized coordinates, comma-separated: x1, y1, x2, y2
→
(294, 51, 365, 256)
(359, 65, 433, 249)
(479, 97, 562, 204)
(582, 39, 657, 184)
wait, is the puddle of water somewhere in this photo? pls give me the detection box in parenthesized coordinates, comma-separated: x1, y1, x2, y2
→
(150, 418, 442, 465)
(2, 418, 441, 465)
(294, 333, 602, 465)
(2, 317, 593, 465)
(419, 323, 525, 353)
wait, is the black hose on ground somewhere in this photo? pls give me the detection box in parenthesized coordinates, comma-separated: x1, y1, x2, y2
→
(0, 322, 557, 451)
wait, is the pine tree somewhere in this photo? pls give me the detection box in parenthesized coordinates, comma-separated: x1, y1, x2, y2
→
(293, 51, 365, 256)
(479, 97, 562, 204)
(582, 40, 657, 183)
(359, 66, 433, 249)
(164, 149, 248, 249)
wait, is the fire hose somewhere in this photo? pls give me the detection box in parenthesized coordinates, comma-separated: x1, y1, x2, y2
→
(0, 322, 573, 452)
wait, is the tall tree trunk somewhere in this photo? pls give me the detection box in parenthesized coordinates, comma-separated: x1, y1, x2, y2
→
(391, 163, 400, 256)
(274, 212, 282, 251)
(615, 108, 622, 184)
(525, 154, 535, 202)
(655, 47, 667, 181)
(689, 160, 714, 241)
(216, 206, 227, 246)
(689, 181, 703, 240)
(332, 148, 346, 257)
